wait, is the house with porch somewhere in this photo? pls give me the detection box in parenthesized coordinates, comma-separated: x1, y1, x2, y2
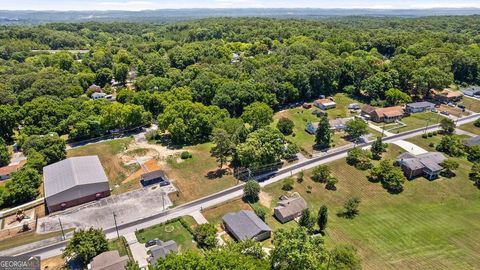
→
(396, 152, 446, 180)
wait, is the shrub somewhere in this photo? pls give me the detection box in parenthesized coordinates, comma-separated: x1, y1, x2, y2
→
(343, 197, 361, 219)
(282, 177, 295, 191)
(277, 117, 294, 135)
(252, 204, 268, 221)
(422, 134, 428, 138)
(311, 165, 331, 183)
(346, 147, 372, 170)
(180, 151, 192, 159)
(243, 180, 261, 202)
(429, 142, 435, 148)
(432, 131, 438, 136)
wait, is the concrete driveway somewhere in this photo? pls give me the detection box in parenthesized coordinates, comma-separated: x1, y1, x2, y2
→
(125, 232, 149, 269)
(392, 140, 428, 155)
(37, 185, 176, 233)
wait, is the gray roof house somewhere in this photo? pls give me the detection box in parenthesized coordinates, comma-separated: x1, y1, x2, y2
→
(464, 136, 480, 147)
(222, 210, 272, 241)
(405, 101, 435, 113)
(274, 195, 308, 223)
(43, 156, 110, 212)
(89, 250, 128, 270)
(148, 240, 178, 265)
(396, 152, 446, 179)
(461, 86, 480, 97)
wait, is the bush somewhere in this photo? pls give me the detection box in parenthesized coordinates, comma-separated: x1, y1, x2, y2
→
(180, 151, 192, 159)
(193, 223, 217, 249)
(432, 131, 438, 136)
(277, 117, 294, 135)
(422, 133, 428, 139)
(429, 142, 435, 148)
(427, 132, 433, 137)
(346, 147, 372, 170)
(243, 180, 261, 202)
(311, 165, 331, 183)
(252, 204, 268, 221)
(145, 129, 158, 141)
(282, 177, 294, 191)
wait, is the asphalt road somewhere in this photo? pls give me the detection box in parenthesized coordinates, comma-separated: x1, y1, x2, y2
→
(7, 113, 479, 259)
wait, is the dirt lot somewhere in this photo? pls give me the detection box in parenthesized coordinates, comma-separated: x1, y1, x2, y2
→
(437, 104, 467, 117)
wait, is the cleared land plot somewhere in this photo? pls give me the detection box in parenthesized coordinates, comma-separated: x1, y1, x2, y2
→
(438, 104, 467, 117)
(41, 255, 67, 270)
(459, 122, 480, 135)
(164, 143, 238, 205)
(261, 144, 480, 270)
(406, 134, 470, 150)
(108, 237, 130, 257)
(0, 229, 73, 251)
(135, 219, 197, 252)
(202, 199, 252, 225)
(67, 138, 140, 194)
(324, 93, 365, 120)
(383, 112, 443, 134)
(460, 97, 480, 112)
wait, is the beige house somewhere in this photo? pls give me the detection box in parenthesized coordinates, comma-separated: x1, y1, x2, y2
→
(274, 195, 308, 223)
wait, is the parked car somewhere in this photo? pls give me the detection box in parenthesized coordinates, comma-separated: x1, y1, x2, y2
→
(458, 104, 466, 109)
(145, 239, 157, 248)
(431, 108, 438, 113)
(447, 102, 455, 107)
(440, 111, 450, 116)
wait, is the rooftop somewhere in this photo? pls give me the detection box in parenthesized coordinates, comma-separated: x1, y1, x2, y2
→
(274, 195, 308, 218)
(315, 98, 336, 105)
(222, 210, 271, 241)
(407, 101, 435, 108)
(89, 250, 128, 270)
(375, 106, 404, 117)
(43, 156, 108, 198)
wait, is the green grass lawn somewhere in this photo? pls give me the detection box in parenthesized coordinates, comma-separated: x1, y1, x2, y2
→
(202, 199, 252, 225)
(260, 144, 480, 269)
(406, 134, 471, 150)
(135, 220, 197, 252)
(389, 112, 444, 133)
(459, 121, 480, 135)
(325, 93, 365, 120)
(67, 137, 140, 194)
(108, 237, 130, 257)
(165, 143, 238, 205)
(460, 96, 480, 112)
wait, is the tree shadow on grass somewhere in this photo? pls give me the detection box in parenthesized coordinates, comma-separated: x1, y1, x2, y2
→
(205, 169, 228, 179)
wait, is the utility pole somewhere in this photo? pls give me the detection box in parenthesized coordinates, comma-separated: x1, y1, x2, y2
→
(58, 218, 65, 240)
(113, 212, 120, 239)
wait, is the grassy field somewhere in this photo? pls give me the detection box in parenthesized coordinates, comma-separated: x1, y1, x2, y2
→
(272, 94, 376, 156)
(202, 198, 252, 225)
(135, 220, 197, 252)
(459, 122, 480, 135)
(460, 97, 480, 112)
(67, 137, 140, 194)
(387, 112, 443, 133)
(406, 134, 471, 150)
(108, 237, 130, 257)
(259, 144, 480, 269)
(164, 143, 238, 205)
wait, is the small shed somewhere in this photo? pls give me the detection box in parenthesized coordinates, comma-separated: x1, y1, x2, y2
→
(461, 86, 480, 97)
(274, 195, 308, 223)
(140, 170, 170, 187)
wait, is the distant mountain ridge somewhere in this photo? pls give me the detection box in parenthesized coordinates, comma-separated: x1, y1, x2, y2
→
(1, 8, 480, 25)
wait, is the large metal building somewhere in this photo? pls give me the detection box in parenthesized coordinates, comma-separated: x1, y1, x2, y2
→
(43, 156, 110, 212)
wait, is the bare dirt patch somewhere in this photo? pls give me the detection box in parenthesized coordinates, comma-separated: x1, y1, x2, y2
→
(259, 191, 272, 208)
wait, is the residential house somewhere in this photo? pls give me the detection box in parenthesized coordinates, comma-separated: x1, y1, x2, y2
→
(396, 152, 446, 179)
(405, 101, 435, 113)
(148, 240, 178, 265)
(360, 105, 376, 120)
(88, 250, 128, 270)
(274, 195, 308, 223)
(365, 106, 404, 123)
(222, 210, 272, 241)
(43, 156, 110, 212)
(329, 118, 350, 132)
(302, 103, 312, 109)
(348, 103, 361, 110)
(140, 170, 170, 187)
(432, 89, 463, 103)
(461, 86, 480, 97)
(463, 136, 480, 147)
(314, 99, 336, 110)
(91, 92, 107, 99)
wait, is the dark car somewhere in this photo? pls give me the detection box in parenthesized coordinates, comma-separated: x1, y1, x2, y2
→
(145, 239, 157, 248)
(458, 104, 466, 109)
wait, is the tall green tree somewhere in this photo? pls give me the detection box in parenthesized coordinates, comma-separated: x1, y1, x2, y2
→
(441, 159, 459, 177)
(210, 128, 234, 168)
(345, 118, 368, 142)
(63, 228, 109, 265)
(440, 118, 455, 134)
(0, 139, 10, 167)
(317, 205, 328, 233)
(243, 179, 261, 203)
(315, 115, 331, 149)
(370, 136, 387, 160)
(237, 127, 285, 168)
(193, 223, 217, 249)
(241, 102, 273, 130)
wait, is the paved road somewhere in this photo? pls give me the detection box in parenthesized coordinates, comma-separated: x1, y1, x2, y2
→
(5, 113, 479, 259)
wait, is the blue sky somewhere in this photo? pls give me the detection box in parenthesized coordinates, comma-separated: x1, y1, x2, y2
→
(2, 0, 480, 10)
